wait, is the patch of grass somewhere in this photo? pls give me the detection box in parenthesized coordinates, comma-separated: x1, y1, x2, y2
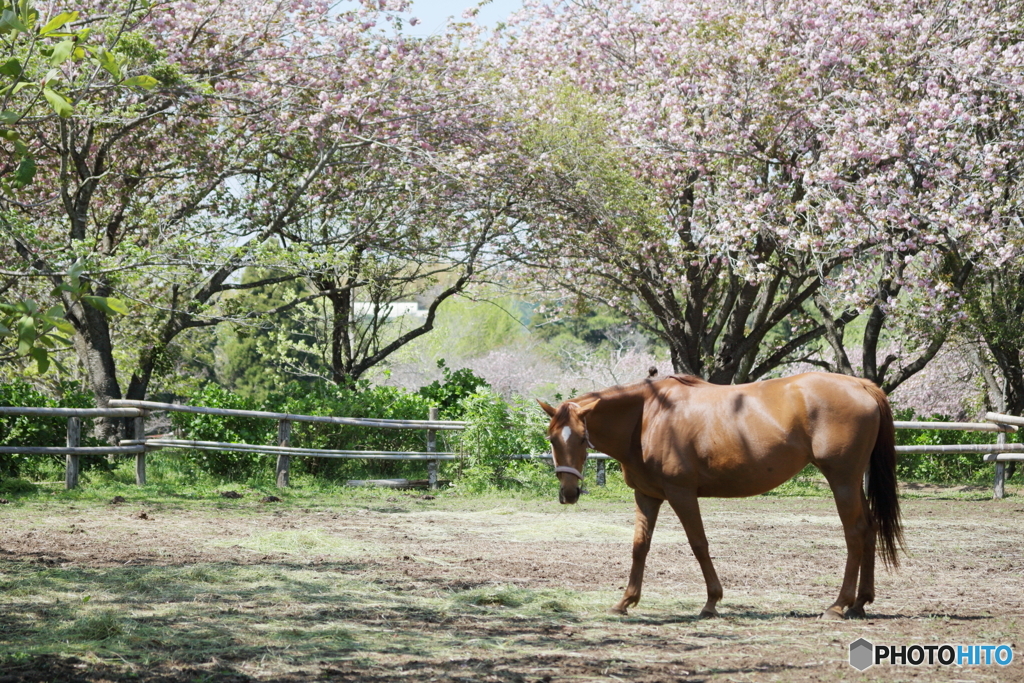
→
(0, 477, 40, 495)
(174, 565, 227, 584)
(501, 515, 634, 543)
(536, 597, 575, 613)
(899, 484, 1005, 501)
(61, 610, 135, 642)
(219, 529, 381, 558)
(455, 584, 530, 607)
(450, 584, 587, 616)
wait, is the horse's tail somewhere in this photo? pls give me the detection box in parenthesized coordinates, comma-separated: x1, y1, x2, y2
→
(862, 380, 904, 569)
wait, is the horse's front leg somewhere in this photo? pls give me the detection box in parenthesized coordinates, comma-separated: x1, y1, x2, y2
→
(611, 491, 662, 615)
(665, 487, 722, 618)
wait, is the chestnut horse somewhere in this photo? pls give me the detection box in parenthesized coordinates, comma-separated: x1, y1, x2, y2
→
(539, 372, 903, 620)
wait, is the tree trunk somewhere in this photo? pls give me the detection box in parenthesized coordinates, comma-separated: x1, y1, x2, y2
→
(64, 295, 125, 444)
(328, 286, 355, 386)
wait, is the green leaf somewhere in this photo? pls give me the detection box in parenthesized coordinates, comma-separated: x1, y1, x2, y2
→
(82, 295, 128, 316)
(39, 10, 77, 35)
(93, 48, 120, 81)
(49, 39, 75, 66)
(67, 259, 85, 289)
(122, 74, 158, 89)
(16, 315, 35, 355)
(0, 110, 18, 124)
(0, 9, 30, 33)
(0, 57, 22, 76)
(12, 155, 34, 188)
(42, 87, 73, 117)
(29, 346, 49, 373)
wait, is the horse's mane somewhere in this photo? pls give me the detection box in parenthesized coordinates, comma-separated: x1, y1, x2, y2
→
(668, 374, 710, 387)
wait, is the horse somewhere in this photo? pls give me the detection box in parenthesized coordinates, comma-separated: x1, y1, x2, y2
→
(539, 372, 903, 620)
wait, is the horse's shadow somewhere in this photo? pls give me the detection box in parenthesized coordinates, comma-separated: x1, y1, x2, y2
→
(616, 609, 993, 623)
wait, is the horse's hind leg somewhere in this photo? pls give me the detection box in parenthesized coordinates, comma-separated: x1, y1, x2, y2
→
(612, 491, 662, 615)
(665, 488, 723, 618)
(847, 490, 877, 618)
(821, 474, 871, 620)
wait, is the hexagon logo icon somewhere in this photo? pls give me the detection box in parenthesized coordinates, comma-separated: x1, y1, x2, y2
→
(849, 638, 874, 671)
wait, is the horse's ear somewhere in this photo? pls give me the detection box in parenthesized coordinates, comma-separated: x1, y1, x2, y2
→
(577, 399, 601, 418)
(538, 400, 557, 417)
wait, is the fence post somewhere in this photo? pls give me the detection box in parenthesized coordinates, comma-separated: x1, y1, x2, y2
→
(596, 459, 606, 487)
(994, 431, 1006, 500)
(134, 414, 147, 486)
(427, 407, 438, 490)
(65, 417, 80, 490)
(276, 419, 291, 488)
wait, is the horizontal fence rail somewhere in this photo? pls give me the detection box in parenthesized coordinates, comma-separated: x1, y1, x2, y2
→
(985, 412, 1024, 427)
(0, 406, 145, 418)
(893, 420, 1016, 433)
(1, 402, 1019, 497)
(107, 399, 466, 430)
(896, 443, 1024, 454)
(0, 445, 144, 455)
(127, 438, 463, 461)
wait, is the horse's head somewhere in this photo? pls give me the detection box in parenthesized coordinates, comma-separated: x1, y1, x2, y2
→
(538, 398, 600, 505)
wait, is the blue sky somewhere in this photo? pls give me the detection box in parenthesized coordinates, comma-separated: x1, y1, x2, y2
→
(402, 0, 524, 36)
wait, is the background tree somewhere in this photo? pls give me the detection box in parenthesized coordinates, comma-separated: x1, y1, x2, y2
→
(491, 0, 1024, 386)
(1, 0, 131, 373)
(1, 0, 510, 439)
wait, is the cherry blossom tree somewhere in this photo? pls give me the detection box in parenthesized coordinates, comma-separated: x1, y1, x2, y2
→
(488, 0, 1024, 387)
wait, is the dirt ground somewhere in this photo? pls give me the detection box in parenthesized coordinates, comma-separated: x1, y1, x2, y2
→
(0, 486, 1022, 682)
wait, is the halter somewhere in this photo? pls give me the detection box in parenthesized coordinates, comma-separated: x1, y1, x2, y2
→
(554, 465, 584, 480)
(554, 410, 595, 481)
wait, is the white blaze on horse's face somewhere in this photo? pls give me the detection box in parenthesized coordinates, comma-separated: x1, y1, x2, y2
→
(561, 426, 572, 443)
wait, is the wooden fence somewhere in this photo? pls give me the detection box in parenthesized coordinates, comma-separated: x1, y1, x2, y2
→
(1, 403, 1021, 498)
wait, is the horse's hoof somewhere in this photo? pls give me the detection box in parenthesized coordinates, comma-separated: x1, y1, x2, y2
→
(609, 606, 628, 616)
(820, 608, 844, 620)
(698, 609, 718, 619)
(845, 606, 867, 619)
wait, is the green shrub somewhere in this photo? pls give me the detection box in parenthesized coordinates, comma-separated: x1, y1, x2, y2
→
(453, 391, 551, 492)
(417, 360, 490, 419)
(171, 378, 477, 483)
(280, 381, 438, 481)
(0, 380, 101, 480)
(894, 409, 1010, 485)
(170, 383, 275, 480)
